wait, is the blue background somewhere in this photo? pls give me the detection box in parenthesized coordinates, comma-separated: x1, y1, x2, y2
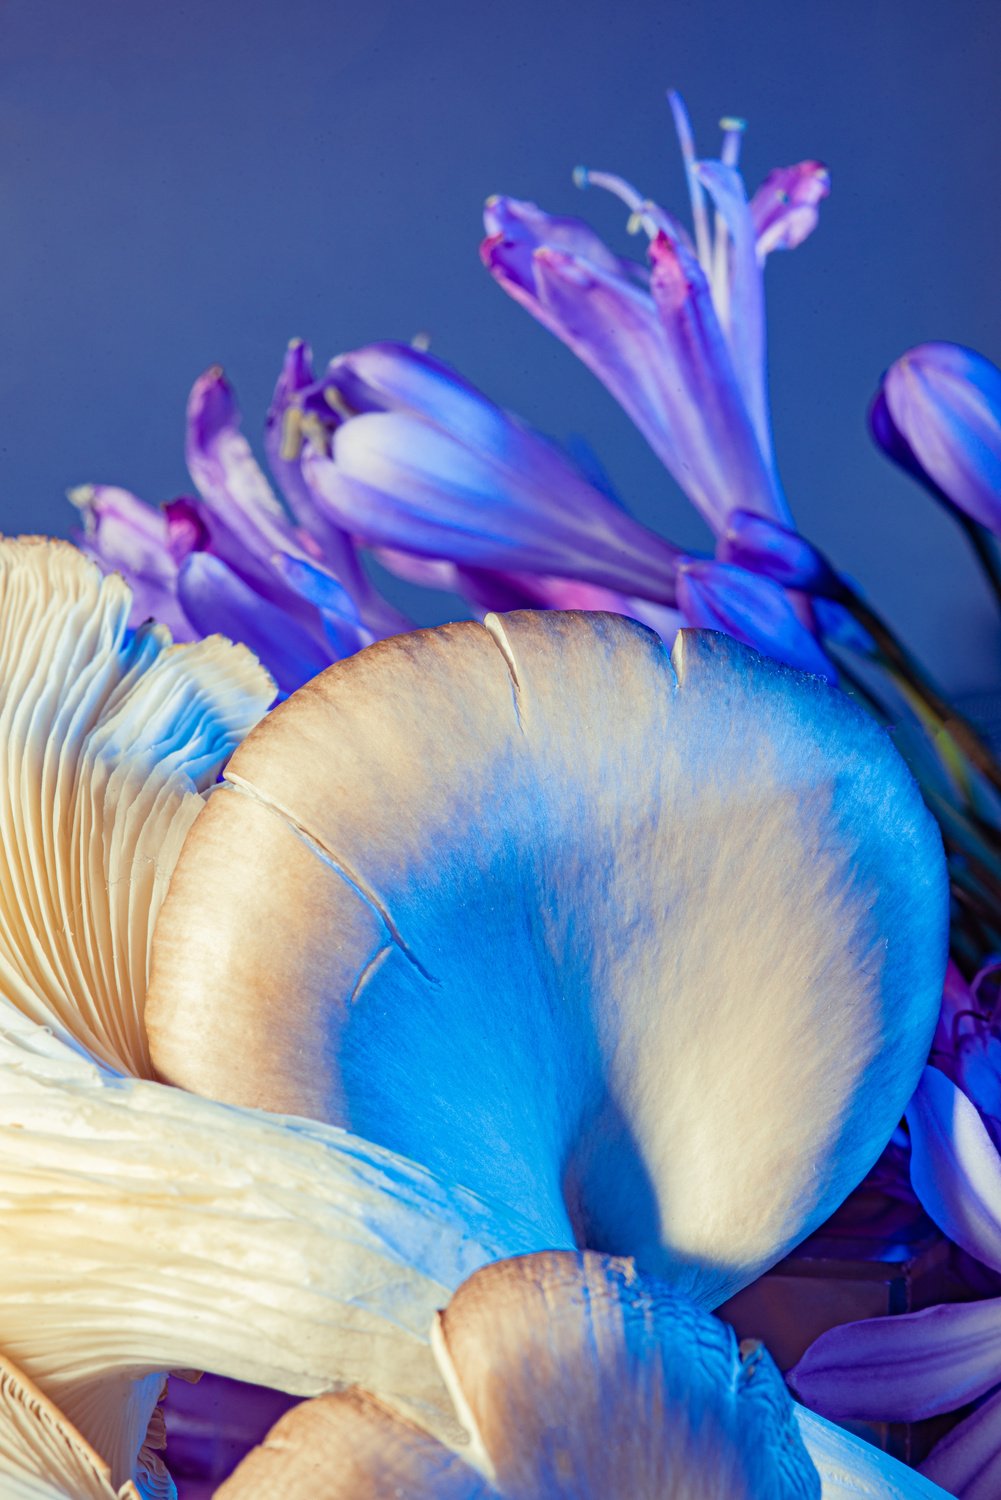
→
(2, 0, 1000, 691)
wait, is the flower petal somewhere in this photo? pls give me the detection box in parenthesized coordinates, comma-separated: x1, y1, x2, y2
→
(0, 1003, 547, 1482)
(795, 1407, 954, 1500)
(790, 1297, 1001, 1420)
(70, 485, 195, 642)
(264, 341, 396, 631)
(432, 1250, 818, 1497)
(186, 365, 291, 542)
(482, 193, 643, 285)
(920, 1381, 1001, 1500)
(149, 615, 947, 1307)
(693, 159, 771, 463)
(750, 163, 831, 259)
(878, 343, 1001, 535)
(0, 538, 272, 1075)
(216, 1390, 493, 1499)
(677, 560, 838, 680)
(717, 510, 844, 597)
(647, 233, 789, 527)
(304, 411, 681, 603)
(177, 552, 330, 694)
(907, 1066, 1001, 1272)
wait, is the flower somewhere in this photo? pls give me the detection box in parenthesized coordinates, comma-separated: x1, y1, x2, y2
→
(870, 343, 1001, 536)
(717, 510, 846, 599)
(791, 1065, 1001, 1499)
(216, 1251, 820, 1499)
(0, 539, 948, 1497)
(297, 338, 686, 607)
(677, 559, 838, 680)
(481, 93, 830, 537)
(74, 348, 406, 696)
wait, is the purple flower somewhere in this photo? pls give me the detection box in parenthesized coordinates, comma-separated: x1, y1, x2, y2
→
(481, 93, 830, 536)
(717, 508, 845, 598)
(74, 355, 398, 695)
(791, 1066, 1001, 1498)
(677, 559, 838, 681)
(299, 340, 685, 605)
(70, 484, 196, 642)
(871, 343, 1001, 535)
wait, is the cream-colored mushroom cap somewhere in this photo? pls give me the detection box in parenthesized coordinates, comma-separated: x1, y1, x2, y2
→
(147, 610, 947, 1305)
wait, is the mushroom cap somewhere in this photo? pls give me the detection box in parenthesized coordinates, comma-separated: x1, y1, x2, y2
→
(148, 612, 947, 1305)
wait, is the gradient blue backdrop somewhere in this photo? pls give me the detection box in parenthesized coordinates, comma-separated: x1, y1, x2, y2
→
(2, 0, 1000, 690)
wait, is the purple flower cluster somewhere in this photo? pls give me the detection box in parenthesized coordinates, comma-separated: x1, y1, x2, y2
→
(76, 95, 844, 690)
(792, 967, 1001, 1499)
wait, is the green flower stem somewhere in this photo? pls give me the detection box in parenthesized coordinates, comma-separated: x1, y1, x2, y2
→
(845, 591, 1001, 799)
(957, 513, 1001, 615)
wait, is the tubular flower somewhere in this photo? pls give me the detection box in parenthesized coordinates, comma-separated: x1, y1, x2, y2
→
(871, 343, 1001, 535)
(73, 348, 407, 696)
(481, 92, 830, 535)
(717, 510, 846, 599)
(297, 339, 686, 606)
(0, 538, 950, 1497)
(791, 1067, 1001, 1500)
(677, 560, 838, 681)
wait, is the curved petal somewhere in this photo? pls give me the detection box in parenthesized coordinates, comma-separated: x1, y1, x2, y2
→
(750, 163, 831, 259)
(177, 552, 331, 694)
(216, 1390, 493, 1499)
(432, 1250, 818, 1498)
(718, 512, 843, 598)
(482, 193, 642, 285)
(907, 1066, 1001, 1272)
(920, 1381, 1001, 1500)
(149, 615, 947, 1307)
(305, 413, 681, 604)
(677, 561, 837, 680)
(647, 233, 788, 527)
(881, 343, 1001, 535)
(70, 485, 195, 642)
(0, 538, 272, 1076)
(693, 159, 770, 464)
(796, 1407, 954, 1500)
(790, 1297, 1001, 1419)
(185, 365, 291, 539)
(326, 342, 534, 456)
(264, 342, 396, 631)
(0, 1002, 549, 1482)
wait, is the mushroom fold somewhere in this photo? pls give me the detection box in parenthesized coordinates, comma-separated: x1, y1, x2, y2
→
(0, 537, 274, 1075)
(0, 1000, 549, 1481)
(147, 611, 948, 1307)
(218, 1250, 819, 1499)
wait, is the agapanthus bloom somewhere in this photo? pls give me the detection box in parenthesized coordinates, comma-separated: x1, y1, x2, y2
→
(74, 348, 409, 696)
(481, 93, 830, 537)
(301, 339, 685, 609)
(791, 1064, 1001, 1499)
(677, 558, 837, 680)
(870, 343, 1001, 537)
(0, 539, 949, 1497)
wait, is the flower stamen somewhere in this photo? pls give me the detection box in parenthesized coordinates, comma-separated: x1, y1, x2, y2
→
(573, 166, 661, 238)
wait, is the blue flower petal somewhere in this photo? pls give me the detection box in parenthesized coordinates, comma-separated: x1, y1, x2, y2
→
(791, 1297, 1001, 1420)
(907, 1066, 1001, 1273)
